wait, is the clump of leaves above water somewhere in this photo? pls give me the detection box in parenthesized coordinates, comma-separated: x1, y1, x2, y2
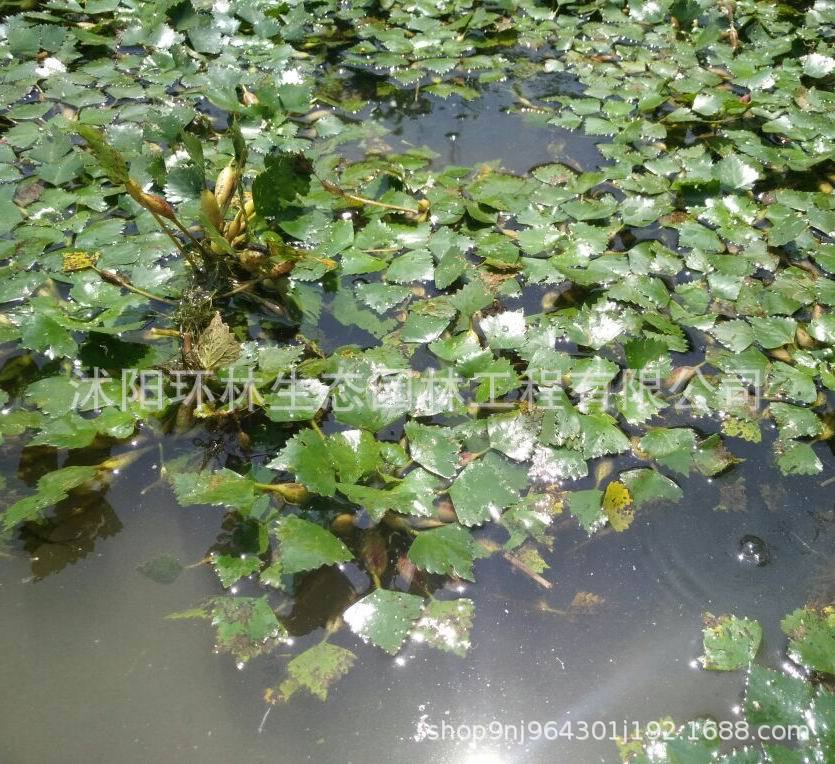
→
(1, 0, 834, 729)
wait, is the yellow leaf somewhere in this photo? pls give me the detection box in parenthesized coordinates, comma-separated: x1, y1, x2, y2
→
(62, 250, 99, 272)
(602, 480, 634, 532)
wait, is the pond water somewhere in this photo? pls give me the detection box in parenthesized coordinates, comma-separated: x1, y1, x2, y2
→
(3, 0, 835, 757)
(1, 87, 834, 763)
(1, 387, 833, 764)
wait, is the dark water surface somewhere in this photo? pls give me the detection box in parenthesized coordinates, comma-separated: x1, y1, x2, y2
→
(1, 92, 834, 764)
(375, 88, 602, 174)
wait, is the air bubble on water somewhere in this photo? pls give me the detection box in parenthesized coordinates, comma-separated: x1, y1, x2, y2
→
(737, 535, 769, 566)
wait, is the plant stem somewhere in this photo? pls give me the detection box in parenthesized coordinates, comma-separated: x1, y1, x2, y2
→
(93, 267, 177, 305)
(149, 210, 190, 253)
(220, 279, 259, 298)
(320, 179, 419, 214)
(169, 215, 208, 253)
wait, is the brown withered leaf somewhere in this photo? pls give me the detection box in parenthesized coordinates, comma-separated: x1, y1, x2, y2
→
(568, 591, 604, 616)
(194, 312, 240, 370)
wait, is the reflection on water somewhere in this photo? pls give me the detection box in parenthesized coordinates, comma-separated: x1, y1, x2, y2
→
(20, 490, 122, 581)
(371, 86, 602, 175)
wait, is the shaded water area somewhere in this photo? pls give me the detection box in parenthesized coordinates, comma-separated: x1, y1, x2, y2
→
(1, 89, 834, 764)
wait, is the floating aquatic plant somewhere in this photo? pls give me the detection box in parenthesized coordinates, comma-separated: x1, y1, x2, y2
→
(0, 0, 833, 733)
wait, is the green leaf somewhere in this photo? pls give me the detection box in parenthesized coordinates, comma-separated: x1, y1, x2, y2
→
(270, 429, 336, 497)
(617, 377, 667, 425)
(744, 665, 812, 728)
(487, 410, 540, 461)
(749, 317, 796, 349)
(400, 307, 453, 343)
(716, 154, 760, 190)
(207, 596, 287, 664)
(397, 468, 441, 517)
(810, 688, 835, 757)
(75, 124, 129, 185)
(448, 452, 527, 526)
(699, 613, 762, 671)
(619, 469, 683, 508)
(28, 412, 98, 449)
(327, 429, 381, 485)
(775, 440, 823, 476)
(385, 249, 433, 283)
(480, 310, 527, 350)
(355, 282, 411, 314)
(277, 642, 356, 702)
(474, 357, 520, 403)
(252, 152, 312, 219)
(580, 413, 630, 459)
(528, 446, 588, 483)
(568, 489, 605, 533)
(721, 416, 762, 444)
(712, 319, 754, 353)
(212, 553, 261, 588)
(624, 338, 669, 370)
(337, 482, 419, 522)
(693, 434, 740, 477)
(275, 516, 353, 575)
(408, 524, 476, 581)
(264, 379, 329, 423)
(655, 721, 723, 762)
(767, 362, 818, 404)
(501, 493, 559, 548)
(769, 403, 822, 440)
(809, 314, 835, 344)
(331, 288, 398, 339)
(801, 53, 835, 78)
(639, 428, 697, 475)
(171, 468, 259, 511)
(781, 606, 835, 675)
(404, 421, 460, 479)
(411, 598, 474, 656)
(343, 589, 425, 654)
